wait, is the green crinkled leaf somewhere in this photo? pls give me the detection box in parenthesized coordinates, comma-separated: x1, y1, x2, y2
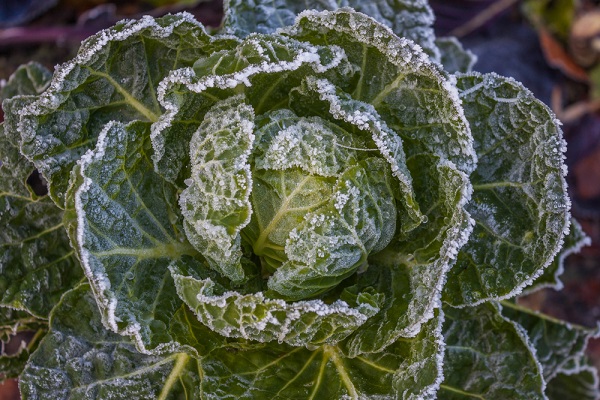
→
(223, 0, 441, 61)
(267, 157, 397, 299)
(435, 37, 477, 74)
(342, 154, 472, 357)
(20, 284, 203, 400)
(180, 95, 254, 283)
(72, 120, 199, 352)
(14, 13, 212, 207)
(501, 300, 598, 382)
(440, 302, 546, 399)
(199, 308, 444, 400)
(1, 62, 52, 101)
(153, 32, 350, 186)
(526, 218, 590, 293)
(285, 10, 476, 175)
(0, 123, 81, 318)
(545, 362, 600, 400)
(444, 72, 570, 307)
(289, 76, 425, 237)
(171, 258, 380, 348)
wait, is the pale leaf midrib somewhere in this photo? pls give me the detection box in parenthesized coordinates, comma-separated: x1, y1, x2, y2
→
(90, 70, 159, 122)
(324, 345, 359, 399)
(253, 175, 314, 255)
(158, 353, 190, 400)
(439, 384, 486, 399)
(93, 241, 197, 260)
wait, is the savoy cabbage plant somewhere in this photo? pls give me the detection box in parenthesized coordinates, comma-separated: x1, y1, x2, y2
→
(1, 0, 598, 398)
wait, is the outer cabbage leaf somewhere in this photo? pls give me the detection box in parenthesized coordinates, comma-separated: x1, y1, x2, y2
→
(1, 107, 80, 318)
(440, 302, 546, 399)
(223, 0, 441, 60)
(13, 13, 213, 207)
(525, 218, 590, 293)
(444, 72, 570, 306)
(71, 120, 199, 352)
(501, 300, 599, 382)
(20, 284, 203, 400)
(198, 308, 444, 400)
(19, 282, 443, 400)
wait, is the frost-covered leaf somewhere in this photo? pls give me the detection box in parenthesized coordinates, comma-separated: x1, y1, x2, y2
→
(285, 10, 476, 175)
(526, 218, 590, 293)
(20, 284, 203, 399)
(342, 155, 472, 356)
(180, 95, 254, 283)
(267, 157, 397, 299)
(14, 13, 211, 207)
(154, 32, 349, 186)
(440, 302, 546, 399)
(198, 308, 444, 400)
(545, 361, 600, 400)
(223, 0, 441, 60)
(435, 37, 477, 74)
(171, 258, 380, 347)
(0, 122, 81, 318)
(501, 300, 598, 382)
(72, 120, 198, 351)
(444, 72, 570, 306)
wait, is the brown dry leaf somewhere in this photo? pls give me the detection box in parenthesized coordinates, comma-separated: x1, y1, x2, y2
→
(569, 10, 600, 67)
(540, 27, 589, 82)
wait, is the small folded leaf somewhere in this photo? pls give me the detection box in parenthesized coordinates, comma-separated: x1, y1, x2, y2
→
(180, 95, 255, 283)
(15, 13, 212, 207)
(440, 302, 546, 399)
(0, 62, 52, 101)
(20, 284, 203, 399)
(199, 308, 444, 399)
(545, 362, 600, 400)
(444, 72, 570, 307)
(501, 300, 598, 381)
(72, 120, 198, 351)
(435, 37, 477, 74)
(171, 258, 380, 347)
